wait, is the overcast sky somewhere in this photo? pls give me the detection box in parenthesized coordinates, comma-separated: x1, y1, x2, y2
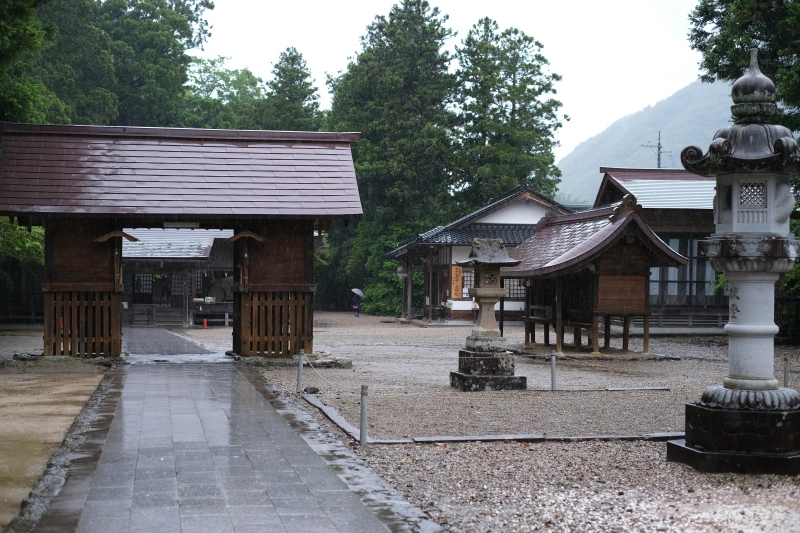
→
(195, 0, 705, 161)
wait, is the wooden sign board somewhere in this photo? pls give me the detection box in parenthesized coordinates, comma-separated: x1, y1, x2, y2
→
(596, 274, 647, 314)
(451, 265, 463, 299)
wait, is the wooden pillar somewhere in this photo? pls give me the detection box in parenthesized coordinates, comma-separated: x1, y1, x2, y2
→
(406, 256, 414, 321)
(524, 285, 531, 345)
(555, 279, 563, 354)
(544, 321, 549, 346)
(604, 315, 611, 349)
(499, 278, 505, 337)
(643, 315, 650, 354)
(427, 254, 433, 323)
(622, 316, 630, 351)
(592, 315, 600, 355)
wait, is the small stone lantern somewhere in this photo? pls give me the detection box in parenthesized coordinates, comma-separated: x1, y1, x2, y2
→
(668, 50, 800, 474)
(450, 238, 527, 391)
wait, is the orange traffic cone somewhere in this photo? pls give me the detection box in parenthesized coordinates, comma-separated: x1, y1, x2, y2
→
(203, 318, 208, 329)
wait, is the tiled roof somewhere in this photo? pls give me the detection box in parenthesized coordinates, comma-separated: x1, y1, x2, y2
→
(596, 167, 715, 209)
(122, 229, 233, 260)
(416, 223, 537, 246)
(386, 183, 569, 258)
(504, 195, 687, 278)
(0, 123, 362, 222)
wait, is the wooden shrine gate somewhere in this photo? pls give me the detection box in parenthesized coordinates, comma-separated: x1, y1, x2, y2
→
(0, 123, 362, 359)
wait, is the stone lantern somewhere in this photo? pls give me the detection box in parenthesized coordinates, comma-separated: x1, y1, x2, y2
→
(450, 238, 527, 391)
(668, 50, 800, 473)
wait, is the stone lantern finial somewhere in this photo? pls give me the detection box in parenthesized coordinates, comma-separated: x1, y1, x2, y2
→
(731, 49, 777, 123)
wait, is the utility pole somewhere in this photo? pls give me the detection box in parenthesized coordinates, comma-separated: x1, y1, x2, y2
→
(641, 130, 672, 168)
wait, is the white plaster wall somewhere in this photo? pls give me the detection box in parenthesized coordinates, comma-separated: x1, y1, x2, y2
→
(452, 246, 472, 262)
(476, 200, 550, 224)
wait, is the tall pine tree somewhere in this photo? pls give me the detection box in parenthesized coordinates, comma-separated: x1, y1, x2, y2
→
(454, 18, 564, 212)
(255, 47, 322, 131)
(323, 0, 456, 314)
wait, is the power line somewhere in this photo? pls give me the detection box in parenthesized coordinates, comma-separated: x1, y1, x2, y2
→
(641, 130, 672, 168)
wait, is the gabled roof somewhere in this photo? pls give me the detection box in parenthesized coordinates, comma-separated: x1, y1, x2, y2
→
(0, 122, 362, 224)
(446, 183, 570, 228)
(386, 183, 570, 258)
(122, 228, 233, 260)
(504, 195, 687, 278)
(594, 167, 715, 209)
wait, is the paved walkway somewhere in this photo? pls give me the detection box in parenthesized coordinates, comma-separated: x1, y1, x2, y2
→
(34, 363, 395, 533)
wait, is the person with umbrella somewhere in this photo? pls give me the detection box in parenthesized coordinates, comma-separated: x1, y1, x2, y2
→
(351, 288, 363, 318)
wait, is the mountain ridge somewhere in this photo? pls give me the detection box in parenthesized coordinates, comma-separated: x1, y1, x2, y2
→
(555, 80, 733, 204)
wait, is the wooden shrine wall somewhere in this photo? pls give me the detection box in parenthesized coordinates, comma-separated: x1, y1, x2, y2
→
(594, 233, 652, 316)
(233, 220, 315, 357)
(43, 219, 122, 356)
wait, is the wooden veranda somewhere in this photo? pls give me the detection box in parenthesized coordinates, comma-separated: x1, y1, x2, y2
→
(0, 123, 362, 357)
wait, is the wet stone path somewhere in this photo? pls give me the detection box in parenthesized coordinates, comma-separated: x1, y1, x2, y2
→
(35, 364, 390, 533)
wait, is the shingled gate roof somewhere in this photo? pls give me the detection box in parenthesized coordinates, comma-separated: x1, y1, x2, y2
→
(386, 183, 570, 258)
(0, 123, 362, 225)
(594, 167, 715, 209)
(504, 195, 687, 278)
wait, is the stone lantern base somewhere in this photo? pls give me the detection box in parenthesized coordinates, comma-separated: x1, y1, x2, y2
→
(667, 386, 800, 474)
(450, 336, 527, 392)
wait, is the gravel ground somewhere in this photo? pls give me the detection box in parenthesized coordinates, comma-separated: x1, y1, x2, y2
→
(177, 312, 800, 532)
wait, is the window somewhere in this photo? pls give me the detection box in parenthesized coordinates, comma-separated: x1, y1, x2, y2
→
(171, 273, 184, 296)
(504, 278, 526, 298)
(461, 270, 474, 298)
(650, 236, 722, 307)
(134, 274, 152, 294)
(196, 270, 205, 298)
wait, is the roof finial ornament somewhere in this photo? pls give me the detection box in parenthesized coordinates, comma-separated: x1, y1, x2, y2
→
(731, 49, 777, 123)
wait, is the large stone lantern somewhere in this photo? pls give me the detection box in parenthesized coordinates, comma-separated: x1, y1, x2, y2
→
(667, 50, 800, 474)
(450, 238, 527, 391)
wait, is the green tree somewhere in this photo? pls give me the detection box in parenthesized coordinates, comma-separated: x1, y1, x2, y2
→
(688, 0, 800, 130)
(454, 18, 564, 212)
(97, 0, 214, 126)
(0, 0, 66, 123)
(0, 219, 45, 288)
(182, 56, 264, 129)
(33, 0, 118, 124)
(256, 47, 322, 131)
(323, 0, 456, 314)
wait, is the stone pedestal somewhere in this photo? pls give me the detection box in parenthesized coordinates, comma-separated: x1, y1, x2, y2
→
(450, 339, 527, 391)
(667, 387, 800, 474)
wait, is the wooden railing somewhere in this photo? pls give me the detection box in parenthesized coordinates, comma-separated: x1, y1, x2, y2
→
(235, 290, 313, 357)
(43, 290, 121, 356)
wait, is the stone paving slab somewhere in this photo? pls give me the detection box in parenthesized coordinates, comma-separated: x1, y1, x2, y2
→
(33, 364, 400, 533)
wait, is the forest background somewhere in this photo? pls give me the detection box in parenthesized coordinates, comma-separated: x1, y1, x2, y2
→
(1, 0, 799, 315)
